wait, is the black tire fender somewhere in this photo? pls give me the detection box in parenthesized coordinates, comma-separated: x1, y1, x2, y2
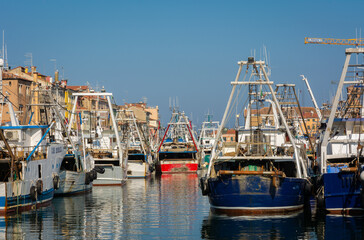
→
(53, 175, 60, 190)
(36, 180, 43, 195)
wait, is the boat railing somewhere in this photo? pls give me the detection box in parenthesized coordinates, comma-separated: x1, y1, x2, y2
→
(221, 141, 282, 157)
(0, 145, 51, 161)
(217, 170, 285, 177)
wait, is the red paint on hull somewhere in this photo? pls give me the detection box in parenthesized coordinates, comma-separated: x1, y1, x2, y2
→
(0, 199, 53, 216)
(211, 205, 304, 216)
(158, 162, 198, 174)
(327, 209, 364, 216)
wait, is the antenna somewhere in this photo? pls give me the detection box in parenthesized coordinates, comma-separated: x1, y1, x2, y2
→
(25, 52, 33, 68)
(4, 43, 8, 70)
(50, 59, 57, 71)
(176, 96, 179, 111)
(0, 57, 3, 103)
(61, 66, 65, 80)
(142, 96, 147, 104)
(2, 30, 4, 60)
(2, 30, 8, 70)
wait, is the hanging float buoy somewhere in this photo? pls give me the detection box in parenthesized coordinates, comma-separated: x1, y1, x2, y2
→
(30, 186, 37, 201)
(36, 180, 43, 195)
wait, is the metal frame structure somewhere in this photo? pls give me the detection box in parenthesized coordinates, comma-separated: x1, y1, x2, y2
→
(320, 48, 364, 173)
(67, 92, 125, 168)
(206, 59, 307, 179)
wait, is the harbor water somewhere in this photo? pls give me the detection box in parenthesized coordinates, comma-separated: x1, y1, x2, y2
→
(1, 172, 363, 239)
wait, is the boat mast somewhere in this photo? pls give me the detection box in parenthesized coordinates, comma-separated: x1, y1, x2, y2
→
(207, 59, 307, 178)
(301, 75, 322, 121)
(260, 62, 306, 178)
(320, 48, 364, 173)
(206, 62, 243, 177)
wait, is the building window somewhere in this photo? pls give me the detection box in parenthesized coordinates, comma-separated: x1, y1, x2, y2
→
(19, 85, 22, 94)
(231, 137, 233, 141)
(223, 137, 226, 141)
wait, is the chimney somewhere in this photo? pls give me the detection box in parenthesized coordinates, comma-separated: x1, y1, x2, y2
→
(33, 71, 38, 83)
(55, 70, 59, 83)
(31, 66, 37, 73)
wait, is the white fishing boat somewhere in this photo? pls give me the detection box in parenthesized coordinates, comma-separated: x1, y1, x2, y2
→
(0, 122, 67, 214)
(118, 110, 153, 178)
(55, 151, 98, 195)
(0, 59, 67, 215)
(67, 92, 127, 186)
(198, 115, 220, 168)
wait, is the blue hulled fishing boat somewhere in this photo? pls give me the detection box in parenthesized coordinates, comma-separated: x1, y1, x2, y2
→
(316, 47, 364, 215)
(200, 58, 310, 215)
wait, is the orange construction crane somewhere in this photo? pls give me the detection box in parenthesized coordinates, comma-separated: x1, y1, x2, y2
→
(304, 37, 364, 46)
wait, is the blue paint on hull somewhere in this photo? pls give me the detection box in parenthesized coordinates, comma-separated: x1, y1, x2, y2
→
(323, 172, 363, 211)
(208, 175, 305, 211)
(0, 188, 54, 213)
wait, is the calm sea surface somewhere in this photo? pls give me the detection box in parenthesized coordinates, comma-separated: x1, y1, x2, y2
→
(1, 172, 364, 239)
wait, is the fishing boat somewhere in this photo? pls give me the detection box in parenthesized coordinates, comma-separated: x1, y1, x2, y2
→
(36, 84, 100, 196)
(55, 150, 98, 195)
(67, 92, 127, 186)
(198, 115, 220, 168)
(316, 47, 364, 215)
(0, 60, 67, 214)
(0, 120, 67, 214)
(117, 110, 153, 178)
(157, 111, 198, 174)
(200, 57, 310, 215)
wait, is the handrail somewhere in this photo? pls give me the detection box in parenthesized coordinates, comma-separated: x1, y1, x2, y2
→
(218, 170, 284, 176)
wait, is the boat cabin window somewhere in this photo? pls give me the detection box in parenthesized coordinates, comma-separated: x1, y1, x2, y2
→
(128, 154, 145, 161)
(0, 163, 11, 182)
(38, 164, 42, 178)
(159, 152, 196, 161)
(61, 155, 78, 171)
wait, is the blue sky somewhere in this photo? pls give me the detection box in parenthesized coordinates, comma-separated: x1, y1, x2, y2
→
(1, 0, 363, 127)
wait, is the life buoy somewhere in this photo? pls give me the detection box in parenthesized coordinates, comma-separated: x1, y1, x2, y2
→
(30, 186, 37, 201)
(53, 175, 60, 190)
(36, 180, 43, 195)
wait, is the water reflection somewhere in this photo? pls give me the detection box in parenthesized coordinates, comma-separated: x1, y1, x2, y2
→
(315, 214, 364, 240)
(0, 205, 55, 240)
(201, 211, 315, 240)
(0, 173, 363, 239)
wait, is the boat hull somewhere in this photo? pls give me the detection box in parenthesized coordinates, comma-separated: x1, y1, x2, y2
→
(207, 175, 305, 216)
(0, 143, 66, 215)
(93, 165, 126, 186)
(156, 160, 198, 174)
(321, 172, 363, 214)
(0, 182, 54, 215)
(55, 171, 92, 196)
(127, 161, 150, 178)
